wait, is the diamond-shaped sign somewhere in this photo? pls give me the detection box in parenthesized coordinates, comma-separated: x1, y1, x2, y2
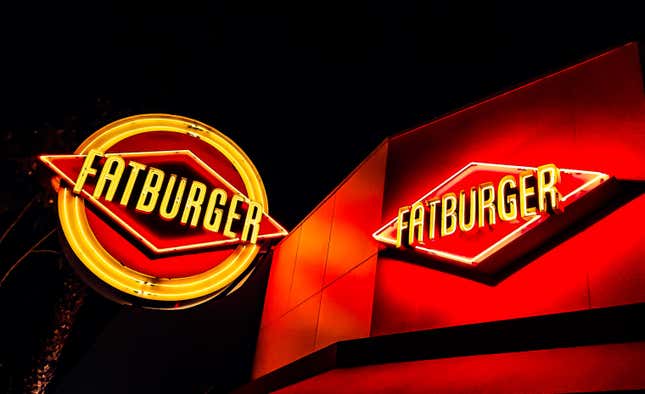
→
(39, 114, 288, 308)
(41, 150, 287, 254)
(374, 162, 611, 274)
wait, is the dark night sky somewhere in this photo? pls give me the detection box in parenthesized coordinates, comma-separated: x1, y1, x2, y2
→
(2, 1, 643, 229)
(1, 1, 644, 393)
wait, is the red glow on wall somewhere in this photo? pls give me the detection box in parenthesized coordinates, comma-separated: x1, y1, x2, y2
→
(275, 342, 645, 394)
(251, 42, 645, 387)
(373, 162, 609, 268)
(41, 150, 285, 277)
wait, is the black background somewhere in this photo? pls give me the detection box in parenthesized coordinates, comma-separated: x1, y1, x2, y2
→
(0, 1, 644, 393)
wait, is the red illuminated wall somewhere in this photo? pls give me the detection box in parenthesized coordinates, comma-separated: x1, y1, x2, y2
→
(252, 42, 645, 382)
(274, 342, 645, 394)
(253, 142, 387, 377)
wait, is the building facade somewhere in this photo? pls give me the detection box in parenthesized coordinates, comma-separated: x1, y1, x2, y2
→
(242, 42, 645, 393)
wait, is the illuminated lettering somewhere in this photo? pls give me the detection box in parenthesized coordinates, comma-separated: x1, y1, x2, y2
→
(159, 175, 187, 220)
(120, 161, 147, 206)
(181, 181, 207, 227)
(537, 163, 561, 213)
(478, 182, 496, 228)
(74, 150, 102, 194)
(458, 188, 476, 232)
(136, 167, 165, 213)
(390, 164, 564, 247)
(64, 152, 268, 243)
(497, 175, 518, 222)
(519, 170, 536, 218)
(203, 188, 228, 232)
(441, 193, 457, 237)
(223, 195, 243, 238)
(427, 199, 440, 240)
(241, 201, 263, 243)
(408, 201, 425, 245)
(93, 155, 125, 201)
(395, 207, 409, 248)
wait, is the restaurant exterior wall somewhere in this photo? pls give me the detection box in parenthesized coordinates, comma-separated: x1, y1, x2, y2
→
(372, 41, 645, 336)
(253, 142, 388, 378)
(250, 42, 645, 390)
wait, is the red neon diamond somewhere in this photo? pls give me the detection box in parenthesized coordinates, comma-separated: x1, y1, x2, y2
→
(40, 150, 287, 254)
(373, 162, 610, 270)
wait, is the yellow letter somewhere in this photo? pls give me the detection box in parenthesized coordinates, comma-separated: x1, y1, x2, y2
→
(159, 175, 187, 220)
(478, 182, 496, 228)
(119, 161, 147, 206)
(241, 201, 263, 243)
(135, 167, 165, 213)
(180, 180, 207, 227)
(427, 199, 440, 240)
(93, 155, 125, 201)
(458, 188, 476, 232)
(223, 195, 244, 238)
(537, 164, 561, 213)
(519, 170, 537, 219)
(497, 175, 518, 222)
(74, 149, 102, 194)
(203, 188, 228, 232)
(441, 193, 457, 237)
(395, 207, 409, 248)
(408, 201, 425, 246)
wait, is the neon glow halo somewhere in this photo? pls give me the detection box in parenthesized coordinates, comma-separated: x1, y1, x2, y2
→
(56, 114, 270, 305)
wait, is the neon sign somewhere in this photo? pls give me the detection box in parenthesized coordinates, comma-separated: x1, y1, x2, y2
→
(373, 162, 610, 274)
(40, 114, 287, 308)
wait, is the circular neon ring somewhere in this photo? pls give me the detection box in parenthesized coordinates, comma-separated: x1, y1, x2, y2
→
(58, 114, 267, 301)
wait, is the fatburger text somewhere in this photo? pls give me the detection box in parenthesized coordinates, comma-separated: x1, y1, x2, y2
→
(73, 150, 263, 244)
(395, 164, 561, 248)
